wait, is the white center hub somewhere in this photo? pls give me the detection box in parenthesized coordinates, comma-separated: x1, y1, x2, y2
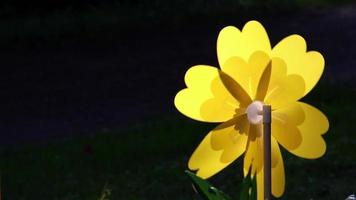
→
(246, 101, 264, 124)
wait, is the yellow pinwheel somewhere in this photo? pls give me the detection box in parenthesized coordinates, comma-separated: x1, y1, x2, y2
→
(174, 20, 329, 199)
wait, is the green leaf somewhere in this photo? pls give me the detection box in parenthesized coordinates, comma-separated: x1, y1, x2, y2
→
(239, 175, 251, 200)
(185, 170, 231, 200)
(248, 175, 257, 200)
(239, 170, 257, 200)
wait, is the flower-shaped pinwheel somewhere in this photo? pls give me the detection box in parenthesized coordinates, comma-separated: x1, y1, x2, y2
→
(174, 20, 329, 200)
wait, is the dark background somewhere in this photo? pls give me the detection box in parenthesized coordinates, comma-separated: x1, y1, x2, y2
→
(0, 0, 354, 145)
(0, 0, 355, 199)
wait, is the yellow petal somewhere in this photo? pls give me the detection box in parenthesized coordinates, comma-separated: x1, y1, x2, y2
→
(271, 35, 325, 96)
(289, 102, 329, 158)
(243, 123, 281, 176)
(274, 102, 329, 158)
(213, 116, 249, 163)
(217, 21, 271, 67)
(222, 51, 270, 100)
(174, 65, 239, 122)
(264, 57, 306, 109)
(255, 138, 285, 200)
(256, 168, 264, 200)
(188, 132, 230, 179)
(189, 119, 248, 179)
(255, 60, 272, 101)
(244, 140, 263, 176)
(270, 137, 280, 169)
(272, 110, 303, 150)
(251, 128, 264, 174)
(271, 138, 285, 197)
(221, 51, 305, 108)
(243, 137, 256, 176)
(218, 71, 252, 107)
(255, 136, 280, 170)
(255, 139, 264, 175)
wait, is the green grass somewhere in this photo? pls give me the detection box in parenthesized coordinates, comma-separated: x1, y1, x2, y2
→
(0, 81, 355, 199)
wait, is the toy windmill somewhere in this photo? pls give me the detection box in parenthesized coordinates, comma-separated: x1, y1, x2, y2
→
(175, 20, 329, 200)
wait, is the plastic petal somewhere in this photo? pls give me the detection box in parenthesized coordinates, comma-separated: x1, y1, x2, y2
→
(174, 65, 239, 122)
(289, 102, 329, 158)
(255, 60, 272, 101)
(218, 71, 252, 107)
(256, 168, 264, 200)
(217, 21, 271, 67)
(272, 110, 303, 150)
(244, 139, 263, 176)
(221, 51, 270, 100)
(271, 137, 285, 197)
(243, 138, 256, 176)
(254, 138, 285, 200)
(271, 34, 325, 96)
(188, 118, 248, 179)
(214, 117, 249, 163)
(264, 57, 306, 109)
(274, 102, 329, 158)
(243, 123, 281, 176)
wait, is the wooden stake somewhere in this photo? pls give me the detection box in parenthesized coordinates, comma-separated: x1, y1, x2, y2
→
(263, 105, 272, 200)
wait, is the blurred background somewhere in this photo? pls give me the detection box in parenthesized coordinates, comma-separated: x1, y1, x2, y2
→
(0, 0, 355, 199)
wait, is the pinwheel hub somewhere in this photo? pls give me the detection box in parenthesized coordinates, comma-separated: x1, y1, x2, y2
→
(246, 101, 264, 124)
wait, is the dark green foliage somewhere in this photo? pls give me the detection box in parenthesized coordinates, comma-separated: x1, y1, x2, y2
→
(239, 170, 256, 200)
(186, 170, 231, 200)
